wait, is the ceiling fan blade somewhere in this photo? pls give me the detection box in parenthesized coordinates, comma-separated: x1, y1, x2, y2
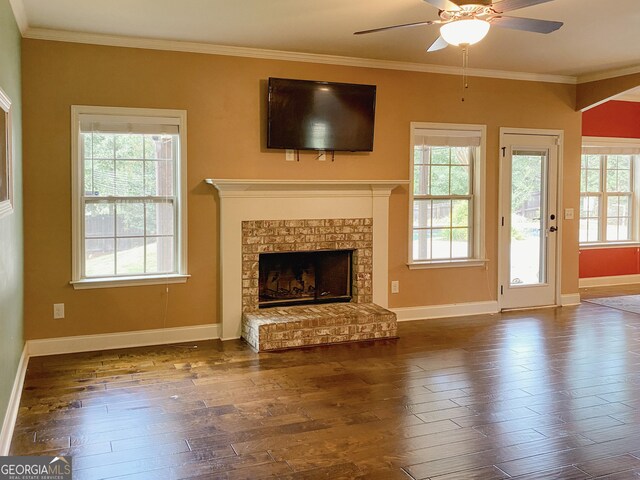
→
(354, 20, 435, 35)
(427, 36, 449, 52)
(490, 0, 555, 13)
(423, 0, 461, 11)
(491, 15, 563, 33)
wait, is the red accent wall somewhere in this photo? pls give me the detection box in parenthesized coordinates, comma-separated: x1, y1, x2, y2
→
(579, 247, 640, 278)
(583, 100, 640, 138)
(580, 100, 640, 278)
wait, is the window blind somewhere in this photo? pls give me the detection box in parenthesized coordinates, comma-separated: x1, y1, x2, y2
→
(80, 121, 179, 135)
(582, 145, 640, 155)
(414, 129, 482, 147)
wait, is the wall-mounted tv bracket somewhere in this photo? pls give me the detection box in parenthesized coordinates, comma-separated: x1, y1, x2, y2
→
(315, 150, 335, 162)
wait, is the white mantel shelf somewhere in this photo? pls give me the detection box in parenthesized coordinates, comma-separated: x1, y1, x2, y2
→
(206, 177, 407, 340)
(205, 179, 409, 197)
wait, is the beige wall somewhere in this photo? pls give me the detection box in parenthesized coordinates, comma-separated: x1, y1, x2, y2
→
(22, 39, 582, 340)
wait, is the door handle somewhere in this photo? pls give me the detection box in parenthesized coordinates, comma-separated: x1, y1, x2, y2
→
(549, 226, 558, 233)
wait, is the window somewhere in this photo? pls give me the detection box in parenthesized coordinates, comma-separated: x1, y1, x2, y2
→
(580, 139, 640, 245)
(409, 123, 486, 267)
(71, 106, 188, 288)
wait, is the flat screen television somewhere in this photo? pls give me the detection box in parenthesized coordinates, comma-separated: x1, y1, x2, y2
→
(267, 78, 376, 152)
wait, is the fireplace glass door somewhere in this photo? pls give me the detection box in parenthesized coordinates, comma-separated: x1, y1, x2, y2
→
(259, 250, 353, 308)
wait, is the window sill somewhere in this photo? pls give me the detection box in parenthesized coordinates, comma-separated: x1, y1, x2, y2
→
(579, 242, 640, 250)
(407, 259, 488, 270)
(71, 274, 190, 290)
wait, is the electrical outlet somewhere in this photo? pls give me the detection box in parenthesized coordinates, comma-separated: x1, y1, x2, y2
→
(53, 303, 65, 319)
(391, 281, 399, 294)
(285, 149, 295, 161)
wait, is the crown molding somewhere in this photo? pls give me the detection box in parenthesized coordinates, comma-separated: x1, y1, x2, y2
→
(577, 64, 640, 84)
(8, 0, 28, 34)
(23, 27, 577, 85)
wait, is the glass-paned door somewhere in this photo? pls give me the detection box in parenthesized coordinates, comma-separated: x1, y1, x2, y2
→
(500, 133, 559, 310)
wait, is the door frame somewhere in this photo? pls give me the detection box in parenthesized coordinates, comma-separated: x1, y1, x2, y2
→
(497, 127, 565, 310)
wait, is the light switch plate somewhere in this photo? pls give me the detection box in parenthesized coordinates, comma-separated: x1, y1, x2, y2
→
(564, 208, 574, 220)
(391, 281, 399, 294)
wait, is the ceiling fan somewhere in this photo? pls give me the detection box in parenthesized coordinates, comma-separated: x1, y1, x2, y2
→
(354, 0, 563, 51)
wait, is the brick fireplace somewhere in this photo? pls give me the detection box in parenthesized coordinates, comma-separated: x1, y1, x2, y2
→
(206, 179, 408, 343)
(239, 217, 398, 351)
(242, 218, 373, 311)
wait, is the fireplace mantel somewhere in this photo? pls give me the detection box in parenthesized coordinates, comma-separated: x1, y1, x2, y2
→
(206, 178, 408, 340)
(205, 179, 407, 197)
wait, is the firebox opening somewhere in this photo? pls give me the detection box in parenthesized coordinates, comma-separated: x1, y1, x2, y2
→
(259, 249, 353, 308)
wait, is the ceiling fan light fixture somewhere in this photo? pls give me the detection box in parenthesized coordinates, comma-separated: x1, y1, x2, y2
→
(440, 19, 490, 46)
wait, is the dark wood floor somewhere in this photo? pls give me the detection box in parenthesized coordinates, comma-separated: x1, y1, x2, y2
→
(11, 288, 640, 479)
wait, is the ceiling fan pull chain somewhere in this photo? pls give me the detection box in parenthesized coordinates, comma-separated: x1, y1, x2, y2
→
(461, 45, 469, 102)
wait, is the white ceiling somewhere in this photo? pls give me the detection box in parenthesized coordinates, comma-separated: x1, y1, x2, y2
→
(16, 0, 640, 79)
(616, 86, 640, 102)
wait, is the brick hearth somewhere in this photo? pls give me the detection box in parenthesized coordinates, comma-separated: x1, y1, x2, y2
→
(242, 303, 397, 351)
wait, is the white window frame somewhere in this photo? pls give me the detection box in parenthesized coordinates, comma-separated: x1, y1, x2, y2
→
(580, 136, 640, 248)
(408, 122, 487, 269)
(0, 86, 13, 219)
(70, 106, 189, 289)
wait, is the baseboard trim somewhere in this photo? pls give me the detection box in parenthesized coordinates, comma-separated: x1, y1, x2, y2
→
(579, 274, 640, 288)
(0, 345, 28, 456)
(560, 293, 581, 306)
(27, 323, 221, 357)
(392, 301, 500, 322)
